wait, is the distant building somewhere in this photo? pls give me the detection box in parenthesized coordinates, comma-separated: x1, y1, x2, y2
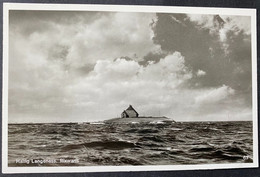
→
(121, 105, 139, 118)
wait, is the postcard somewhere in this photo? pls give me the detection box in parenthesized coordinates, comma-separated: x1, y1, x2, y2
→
(2, 3, 258, 173)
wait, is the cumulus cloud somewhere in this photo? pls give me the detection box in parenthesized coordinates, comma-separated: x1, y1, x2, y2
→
(8, 10, 253, 123)
(152, 13, 252, 105)
(9, 11, 160, 122)
(64, 52, 192, 121)
(10, 11, 160, 73)
(188, 14, 250, 39)
(195, 85, 235, 105)
(196, 69, 206, 77)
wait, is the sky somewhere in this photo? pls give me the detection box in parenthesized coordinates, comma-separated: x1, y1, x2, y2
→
(8, 10, 253, 123)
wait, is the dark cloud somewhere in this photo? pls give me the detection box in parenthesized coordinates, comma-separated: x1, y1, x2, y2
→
(75, 64, 95, 75)
(114, 56, 134, 62)
(47, 44, 69, 62)
(152, 13, 252, 105)
(8, 10, 253, 123)
(139, 51, 168, 66)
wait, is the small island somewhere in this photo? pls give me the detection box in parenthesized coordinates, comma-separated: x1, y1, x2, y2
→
(105, 105, 176, 124)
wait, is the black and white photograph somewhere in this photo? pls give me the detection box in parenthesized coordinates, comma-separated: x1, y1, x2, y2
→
(2, 3, 257, 173)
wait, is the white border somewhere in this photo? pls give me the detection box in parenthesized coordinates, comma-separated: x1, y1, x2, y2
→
(2, 3, 258, 174)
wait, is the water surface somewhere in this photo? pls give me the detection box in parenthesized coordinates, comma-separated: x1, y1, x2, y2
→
(8, 121, 253, 166)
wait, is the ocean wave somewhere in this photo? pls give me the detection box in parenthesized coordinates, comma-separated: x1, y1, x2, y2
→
(8, 121, 253, 166)
(61, 140, 137, 151)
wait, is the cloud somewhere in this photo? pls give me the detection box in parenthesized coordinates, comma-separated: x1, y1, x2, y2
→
(152, 13, 252, 105)
(195, 85, 235, 105)
(9, 50, 200, 122)
(188, 14, 250, 38)
(9, 11, 160, 73)
(8, 11, 159, 122)
(8, 11, 252, 123)
(64, 52, 192, 120)
(94, 58, 141, 78)
(196, 69, 206, 77)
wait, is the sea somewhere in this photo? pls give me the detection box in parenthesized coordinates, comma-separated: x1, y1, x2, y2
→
(8, 121, 253, 166)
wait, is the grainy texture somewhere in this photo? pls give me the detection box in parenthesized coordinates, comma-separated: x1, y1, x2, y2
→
(8, 121, 253, 167)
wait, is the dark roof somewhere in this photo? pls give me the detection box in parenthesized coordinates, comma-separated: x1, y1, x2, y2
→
(126, 105, 138, 114)
(126, 105, 134, 110)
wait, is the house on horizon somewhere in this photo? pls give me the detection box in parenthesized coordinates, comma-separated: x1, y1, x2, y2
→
(121, 105, 139, 118)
